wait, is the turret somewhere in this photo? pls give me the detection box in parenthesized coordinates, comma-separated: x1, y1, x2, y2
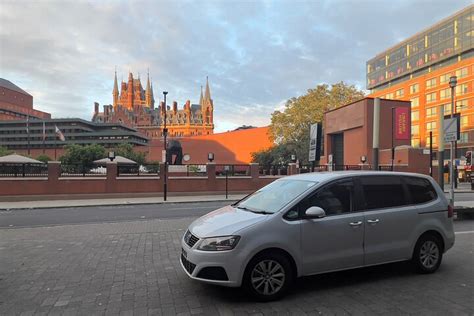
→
(127, 72, 134, 110)
(185, 100, 191, 125)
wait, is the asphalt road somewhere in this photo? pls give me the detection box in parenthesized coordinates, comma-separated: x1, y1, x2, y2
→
(0, 201, 234, 228)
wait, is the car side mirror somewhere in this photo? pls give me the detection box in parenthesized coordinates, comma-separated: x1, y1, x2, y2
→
(304, 206, 326, 219)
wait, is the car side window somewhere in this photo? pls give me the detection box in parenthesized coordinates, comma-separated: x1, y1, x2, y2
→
(298, 179, 354, 216)
(360, 176, 408, 210)
(404, 176, 437, 204)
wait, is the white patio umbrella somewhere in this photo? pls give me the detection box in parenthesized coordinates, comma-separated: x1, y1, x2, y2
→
(93, 156, 137, 165)
(0, 154, 43, 164)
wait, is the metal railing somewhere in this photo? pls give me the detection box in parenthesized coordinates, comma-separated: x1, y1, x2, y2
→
(0, 163, 48, 177)
(60, 164, 106, 177)
(259, 165, 288, 176)
(183, 164, 207, 177)
(117, 164, 161, 176)
(216, 164, 251, 176)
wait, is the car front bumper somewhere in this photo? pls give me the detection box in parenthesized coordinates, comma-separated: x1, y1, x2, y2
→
(180, 238, 245, 287)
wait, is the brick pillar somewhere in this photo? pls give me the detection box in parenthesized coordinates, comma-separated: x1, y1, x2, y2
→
(106, 162, 117, 193)
(288, 163, 297, 175)
(47, 161, 60, 195)
(250, 163, 259, 179)
(206, 163, 216, 180)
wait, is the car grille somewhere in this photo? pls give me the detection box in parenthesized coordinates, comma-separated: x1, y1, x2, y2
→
(184, 230, 199, 248)
(181, 254, 196, 274)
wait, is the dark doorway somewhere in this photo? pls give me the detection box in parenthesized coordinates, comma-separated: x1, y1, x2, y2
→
(332, 133, 344, 170)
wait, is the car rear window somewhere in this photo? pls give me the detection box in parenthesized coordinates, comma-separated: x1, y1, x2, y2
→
(360, 176, 408, 210)
(404, 176, 437, 204)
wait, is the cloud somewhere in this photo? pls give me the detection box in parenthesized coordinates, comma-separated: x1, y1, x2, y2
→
(0, 0, 472, 132)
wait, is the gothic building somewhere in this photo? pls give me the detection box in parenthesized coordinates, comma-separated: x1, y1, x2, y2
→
(92, 71, 214, 138)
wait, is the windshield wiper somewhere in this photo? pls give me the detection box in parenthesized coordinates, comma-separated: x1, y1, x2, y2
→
(236, 205, 272, 215)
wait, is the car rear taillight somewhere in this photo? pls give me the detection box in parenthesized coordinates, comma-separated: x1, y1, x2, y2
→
(448, 205, 454, 218)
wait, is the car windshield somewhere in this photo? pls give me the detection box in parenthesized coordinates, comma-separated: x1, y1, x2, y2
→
(234, 179, 317, 214)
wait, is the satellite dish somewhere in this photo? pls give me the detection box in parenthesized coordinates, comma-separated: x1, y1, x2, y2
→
(183, 154, 190, 162)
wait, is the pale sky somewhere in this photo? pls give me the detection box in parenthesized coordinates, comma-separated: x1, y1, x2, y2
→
(1, 0, 472, 132)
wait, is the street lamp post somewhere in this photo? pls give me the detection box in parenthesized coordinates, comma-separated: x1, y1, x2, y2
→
(163, 91, 168, 201)
(391, 107, 395, 171)
(449, 76, 457, 208)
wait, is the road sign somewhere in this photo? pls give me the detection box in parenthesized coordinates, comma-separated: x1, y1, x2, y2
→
(443, 116, 459, 142)
(308, 123, 322, 162)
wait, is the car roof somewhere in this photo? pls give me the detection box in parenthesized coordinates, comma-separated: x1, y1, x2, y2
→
(280, 171, 432, 183)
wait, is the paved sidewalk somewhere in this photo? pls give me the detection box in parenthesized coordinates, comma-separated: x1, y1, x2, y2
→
(0, 194, 247, 210)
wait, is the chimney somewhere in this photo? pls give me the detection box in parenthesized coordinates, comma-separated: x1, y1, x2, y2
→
(94, 102, 99, 114)
(173, 101, 178, 113)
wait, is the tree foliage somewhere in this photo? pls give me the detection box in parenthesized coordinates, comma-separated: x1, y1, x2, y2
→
(60, 144, 106, 167)
(0, 146, 12, 157)
(262, 82, 365, 165)
(36, 154, 52, 163)
(114, 143, 147, 165)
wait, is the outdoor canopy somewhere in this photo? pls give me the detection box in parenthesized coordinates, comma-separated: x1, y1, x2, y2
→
(0, 154, 43, 164)
(93, 156, 137, 165)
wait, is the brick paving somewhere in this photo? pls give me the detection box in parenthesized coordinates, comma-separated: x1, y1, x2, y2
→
(0, 218, 473, 315)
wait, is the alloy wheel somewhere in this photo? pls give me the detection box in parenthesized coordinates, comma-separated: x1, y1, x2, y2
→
(250, 260, 286, 296)
(419, 240, 440, 269)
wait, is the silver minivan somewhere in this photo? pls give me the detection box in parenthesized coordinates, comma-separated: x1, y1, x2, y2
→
(180, 171, 455, 300)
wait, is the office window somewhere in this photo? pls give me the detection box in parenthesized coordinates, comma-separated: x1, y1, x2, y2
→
(426, 107, 437, 118)
(385, 92, 394, 99)
(440, 73, 450, 84)
(426, 136, 437, 146)
(412, 125, 419, 135)
(440, 88, 451, 100)
(461, 116, 468, 127)
(426, 92, 437, 103)
(426, 78, 437, 89)
(426, 121, 436, 131)
(412, 138, 420, 148)
(395, 89, 404, 98)
(456, 83, 469, 96)
(444, 103, 451, 115)
(456, 67, 468, 79)
(457, 99, 469, 111)
(460, 132, 469, 143)
(410, 97, 419, 108)
(411, 111, 419, 121)
(410, 83, 419, 94)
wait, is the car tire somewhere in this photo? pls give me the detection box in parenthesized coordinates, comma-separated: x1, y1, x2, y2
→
(412, 233, 443, 274)
(243, 251, 294, 301)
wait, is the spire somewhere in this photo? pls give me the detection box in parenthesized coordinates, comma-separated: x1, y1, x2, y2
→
(204, 76, 211, 101)
(199, 85, 203, 106)
(113, 68, 119, 109)
(146, 70, 152, 107)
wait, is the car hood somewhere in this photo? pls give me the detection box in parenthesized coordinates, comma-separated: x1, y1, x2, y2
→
(189, 205, 269, 237)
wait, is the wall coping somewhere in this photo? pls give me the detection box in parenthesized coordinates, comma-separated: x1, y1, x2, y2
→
(259, 175, 284, 179)
(216, 176, 252, 179)
(59, 177, 107, 180)
(0, 177, 48, 181)
(169, 176, 209, 180)
(115, 176, 160, 180)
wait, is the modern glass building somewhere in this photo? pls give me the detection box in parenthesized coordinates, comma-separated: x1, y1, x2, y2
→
(367, 5, 473, 152)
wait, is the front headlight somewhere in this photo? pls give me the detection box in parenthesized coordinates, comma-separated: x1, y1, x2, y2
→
(197, 235, 240, 251)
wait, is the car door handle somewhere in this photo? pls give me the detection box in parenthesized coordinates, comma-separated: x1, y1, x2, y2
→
(367, 219, 380, 224)
(349, 221, 363, 227)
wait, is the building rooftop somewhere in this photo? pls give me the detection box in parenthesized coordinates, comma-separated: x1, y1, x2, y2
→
(0, 78, 32, 96)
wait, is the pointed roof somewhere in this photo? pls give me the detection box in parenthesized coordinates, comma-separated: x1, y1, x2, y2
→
(146, 70, 151, 94)
(128, 72, 133, 81)
(113, 70, 119, 94)
(199, 85, 203, 106)
(204, 76, 211, 101)
(0, 154, 43, 164)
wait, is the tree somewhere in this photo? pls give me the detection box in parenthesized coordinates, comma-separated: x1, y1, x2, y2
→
(60, 144, 106, 167)
(36, 154, 52, 163)
(0, 146, 12, 157)
(114, 143, 147, 165)
(267, 82, 365, 165)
